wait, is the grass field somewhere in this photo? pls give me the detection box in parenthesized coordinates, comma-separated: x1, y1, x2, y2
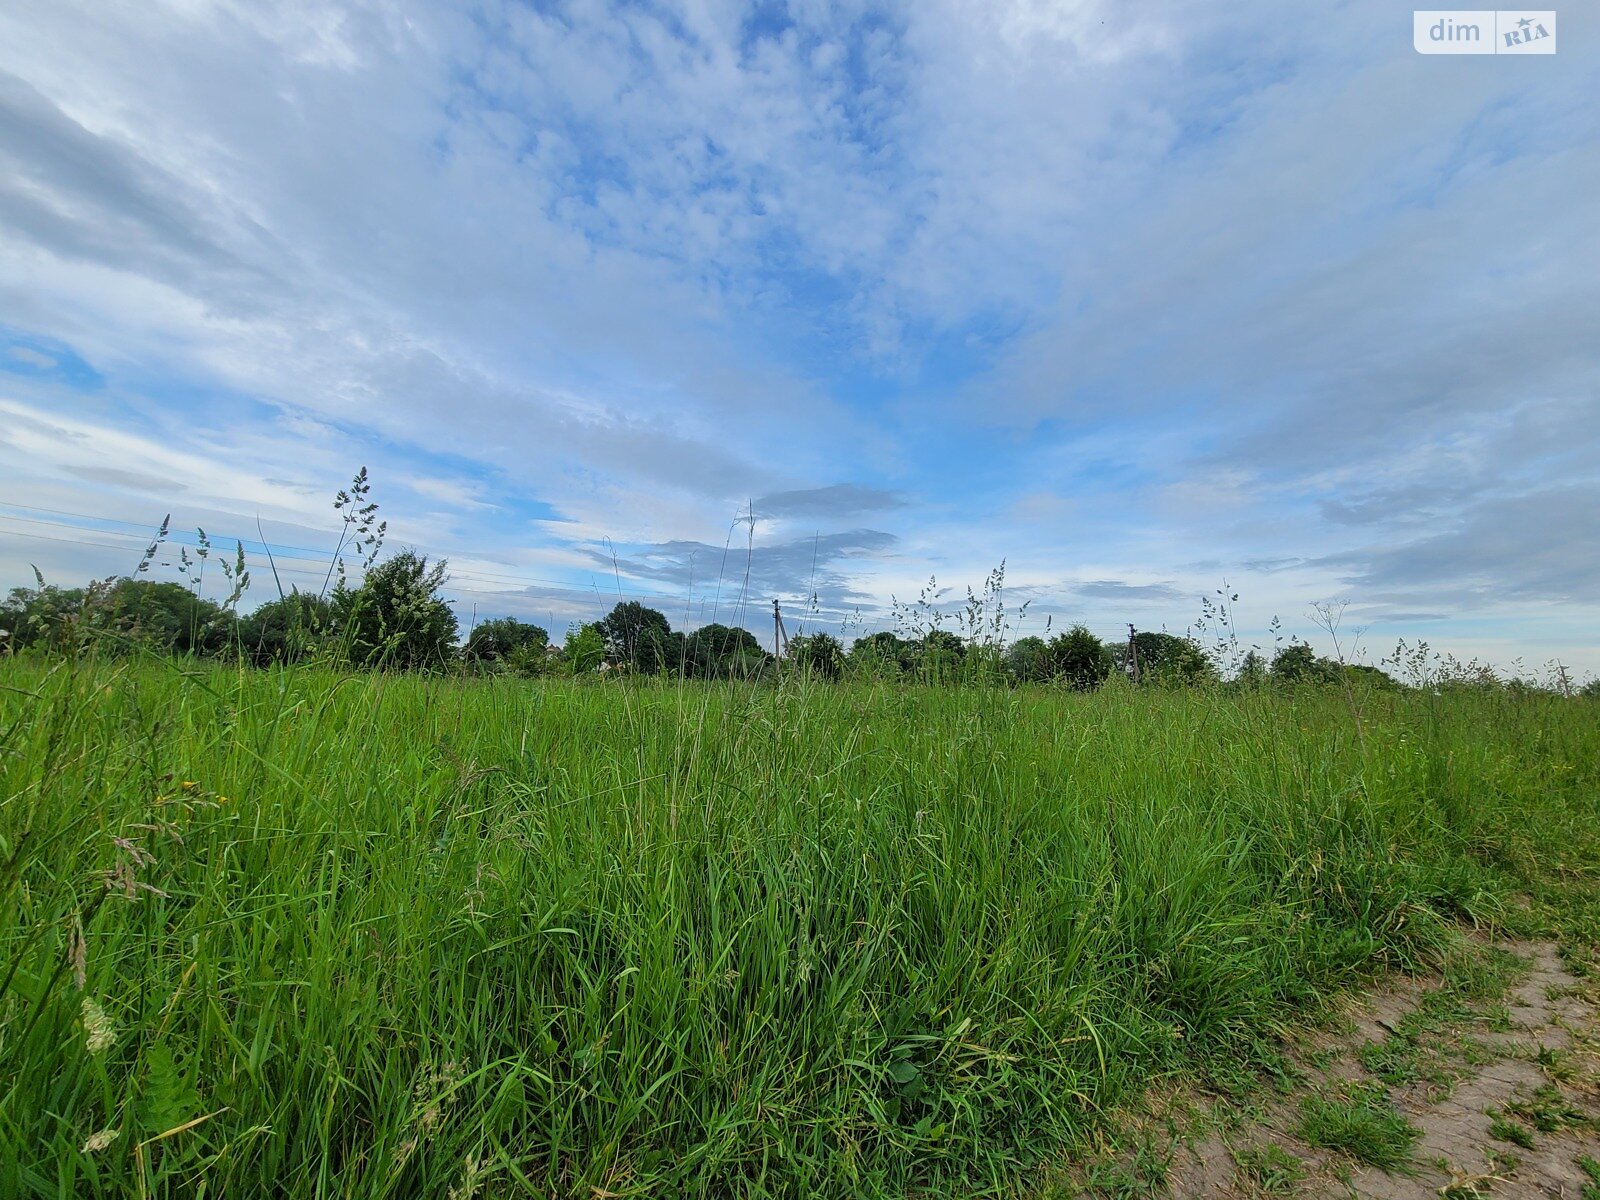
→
(1, 659, 1596, 1197)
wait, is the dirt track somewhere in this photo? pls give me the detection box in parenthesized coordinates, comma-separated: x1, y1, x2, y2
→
(1162, 940, 1600, 1198)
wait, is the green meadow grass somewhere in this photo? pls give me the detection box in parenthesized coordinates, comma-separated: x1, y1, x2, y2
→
(0, 659, 1596, 1197)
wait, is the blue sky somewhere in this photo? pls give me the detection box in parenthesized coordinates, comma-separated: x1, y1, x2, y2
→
(0, 1, 1596, 674)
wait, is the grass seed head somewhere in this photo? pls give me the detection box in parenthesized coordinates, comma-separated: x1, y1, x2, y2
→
(81, 998, 115, 1055)
(80, 1128, 120, 1154)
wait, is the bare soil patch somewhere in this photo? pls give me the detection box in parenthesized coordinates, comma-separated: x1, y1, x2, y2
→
(1156, 939, 1600, 1198)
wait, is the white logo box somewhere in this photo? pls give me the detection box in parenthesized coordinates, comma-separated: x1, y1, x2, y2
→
(1414, 10, 1556, 53)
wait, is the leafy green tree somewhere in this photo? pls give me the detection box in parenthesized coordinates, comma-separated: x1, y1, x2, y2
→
(332, 551, 457, 669)
(92, 579, 231, 656)
(239, 592, 333, 666)
(563, 623, 606, 674)
(4, 572, 237, 658)
(1270, 641, 1340, 685)
(464, 617, 549, 664)
(916, 630, 966, 683)
(683, 623, 766, 678)
(1127, 631, 1214, 687)
(1342, 662, 1399, 690)
(1, 582, 87, 652)
(1236, 649, 1269, 688)
(635, 626, 685, 675)
(848, 631, 913, 677)
(597, 602, 672, 672)
(1005, 635, 1053, 683)
(788, 632, 845, 679)
(1048, 625, 1114, 691)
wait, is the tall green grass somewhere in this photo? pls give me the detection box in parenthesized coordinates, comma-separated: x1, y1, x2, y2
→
(0, 660, 1595, 1197)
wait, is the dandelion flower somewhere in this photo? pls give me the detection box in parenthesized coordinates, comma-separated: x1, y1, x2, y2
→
(180, 781, 197, 790)
(81, 998, 115, 1055)
(81, 1128, 120, 1154)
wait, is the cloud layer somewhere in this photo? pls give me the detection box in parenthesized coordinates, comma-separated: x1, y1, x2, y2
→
(0, 0, 1596, 671)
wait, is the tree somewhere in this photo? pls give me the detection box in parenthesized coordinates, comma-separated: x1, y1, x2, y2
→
(849, 631, 913, 677)
(635, 626, 684, 675)
(1, 583, 87, 652)
(683, 623, 766, 678)
(1005, 635, 1053, 683)
(1271, 641, 1340, 685)
(332, 551, 457, 669)
(916, 630, 966, 682)
(1048, 625, 1113, 691)
(563, 623, 606, 674)
(4, 573, 234, 659)
(1342, 662, 1399, 690)
(597, 602, 672, 672)
(1127, 631, 1214, 687)
(92, 579, 230, 656)
(788, 632, 845, 679)
(464, 617, 549, 664)
(1236, 649, 1269, 688)
(239, 592, 333, 666)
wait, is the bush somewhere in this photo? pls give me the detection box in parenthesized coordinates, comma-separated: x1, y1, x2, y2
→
(849, 631, 913, 678)
(563, 622, 606, 674)
(788, 632, 845, 679)
(1048, 625, 1114, 691)
(464, 617, 550, 665)
(332, 551, 457, 669)
(1005, 636, 1053, 683)
(1125, 631, 1215, 687)
(239, 592, 333, 666)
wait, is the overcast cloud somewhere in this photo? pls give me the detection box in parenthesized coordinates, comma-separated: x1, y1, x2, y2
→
(0, 0, 1595, 672)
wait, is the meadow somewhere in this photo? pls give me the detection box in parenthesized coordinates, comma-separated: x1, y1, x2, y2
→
(1, 658, 1596, 1197)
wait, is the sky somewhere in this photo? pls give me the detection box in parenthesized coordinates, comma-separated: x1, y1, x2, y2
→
(0, 0, 1596, 676)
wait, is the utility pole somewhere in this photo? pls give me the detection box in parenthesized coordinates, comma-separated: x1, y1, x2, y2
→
(1127, 623, 1141, 685)
(772, 599, 789, 661)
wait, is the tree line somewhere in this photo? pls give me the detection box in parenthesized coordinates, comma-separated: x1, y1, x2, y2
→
(4, 550, 1540, 693)
(5, 468, 1591, 695)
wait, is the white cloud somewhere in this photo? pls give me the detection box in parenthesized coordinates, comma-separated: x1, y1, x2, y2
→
(0, 0, 1594, 669)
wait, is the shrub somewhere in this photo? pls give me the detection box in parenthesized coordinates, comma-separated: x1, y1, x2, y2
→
(598, 602, 673, 673)
(239, 592, 333, 666)
(1048, 625, 1114, 691)
(788, 632, 845, 679)
(1005, 635, 1053, 683)
(563, 622, 606, 674)
(849, 631, 913, 678)
(464, 617, 550, 665)
(332, 551, 457, 669)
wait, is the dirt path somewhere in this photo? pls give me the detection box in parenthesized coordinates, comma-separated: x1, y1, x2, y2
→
(1157, 940, 1600, 1198)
